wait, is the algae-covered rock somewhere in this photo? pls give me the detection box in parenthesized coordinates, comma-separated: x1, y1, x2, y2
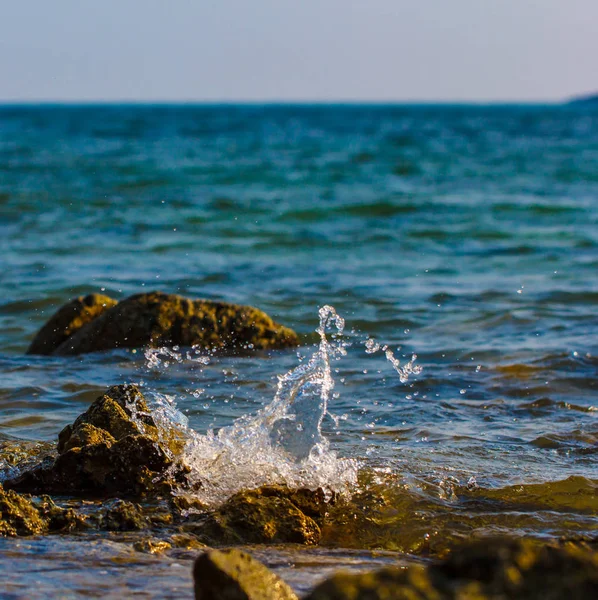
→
(194, 549, 298, 600)
(0, 483, 46, 537)
(306, 538, 598, 600)
(28, 291, 299, 355)
(100, 499, 148, 531)
(194, 487, 322, 545)
(26, 294, 118, 355)
(4, 385, 189, 498)
(32, 495, 88, 533)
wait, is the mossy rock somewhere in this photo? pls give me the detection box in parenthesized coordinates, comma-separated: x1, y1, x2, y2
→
(306, 538, 598, 600)
(99, 499, 148, 531)
(26, 294, 118, 355)
(0, 484, 46, 537)
(4, 385, 189, 498)
(32, 495, 88, 533)
(193, 487, 323, 546)
(27, 291, 299, 355)
(194, 548, 298, 600)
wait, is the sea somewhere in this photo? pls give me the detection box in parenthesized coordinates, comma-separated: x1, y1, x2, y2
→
(0, 104, 597, 598)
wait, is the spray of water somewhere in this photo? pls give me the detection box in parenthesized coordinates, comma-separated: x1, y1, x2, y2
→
(136, 306, 421, 505)
(365, 337, 422, 383)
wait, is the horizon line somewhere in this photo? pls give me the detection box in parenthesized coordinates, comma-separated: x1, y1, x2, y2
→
(0, 98, 572, 107)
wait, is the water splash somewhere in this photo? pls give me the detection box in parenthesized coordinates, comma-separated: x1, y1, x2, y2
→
(136, 306, 422, 504)
(176, 305, 357, 503)
(365, 337, 422, 383)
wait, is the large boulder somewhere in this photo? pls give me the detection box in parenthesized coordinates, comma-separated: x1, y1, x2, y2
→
(3, 385, 188, 498)
(194, 549, 298, 600)
(306, 538, 598, 600)
(27, 292, 299, 355)
(193, 487, 326, 546)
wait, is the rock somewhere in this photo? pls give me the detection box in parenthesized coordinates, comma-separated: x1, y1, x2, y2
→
(28, 291, 299, 355)
(169, 532, 207, 550)
(100, 499, 148, 531)
(194, 487, 322, 545)
(306, 538, 598, 600)
(193, 548, 298, 600)
(134, 538, 172, 554)
(26, 294, 118, 355)
(32, 495, 88, 532)
(0, 483, 46, 536)
(4, 385, 189, 498)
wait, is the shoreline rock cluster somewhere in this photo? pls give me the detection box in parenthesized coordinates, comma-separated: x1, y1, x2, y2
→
(3, 382, 598, 598)
(194, 539, 598, 600)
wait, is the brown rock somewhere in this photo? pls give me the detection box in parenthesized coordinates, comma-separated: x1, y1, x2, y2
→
(100, 499, 147, 531)
(194, 549, 298, 600)
(0, 483, 46, 537)
(26, 294, 118, 355)
(195, 487, 321, 545)
(4, 385, 189, 498)
(306, 538, 598, 600)
(27, 291, 299, 355)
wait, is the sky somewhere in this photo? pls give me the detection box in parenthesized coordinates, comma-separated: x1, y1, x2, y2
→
(0, 0, 596, 102)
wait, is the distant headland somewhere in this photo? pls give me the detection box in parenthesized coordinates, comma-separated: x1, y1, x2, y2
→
(567, 92, 598, 105)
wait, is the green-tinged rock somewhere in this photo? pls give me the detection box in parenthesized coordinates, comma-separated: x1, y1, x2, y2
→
(194, 487, 322, 545)
(169, 532, 207, 550)
(193, 549, 298, 600)
(306, 538, 598, 600)
(100, 500, 147, 531)
(32, 496, 88, 532)
(26, 294, 118, 355)
(0, 484, 46, 537)
(4, 385, 189, 498)
(28, 291, 299, 355)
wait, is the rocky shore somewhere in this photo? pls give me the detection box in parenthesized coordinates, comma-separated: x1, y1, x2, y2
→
(2, 381, 597, 598)
(1, 293, 597, 598)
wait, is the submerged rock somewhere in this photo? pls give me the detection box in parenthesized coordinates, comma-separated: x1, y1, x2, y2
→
(27, 291, 299, 355)
(306, 538, 598, 599)
(4, 384, 188, 498)
(194, 548, 298, 600)
(192, 487, 325, 546)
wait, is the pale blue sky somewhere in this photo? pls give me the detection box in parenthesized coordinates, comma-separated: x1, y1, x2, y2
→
(0, 0, 595, 102)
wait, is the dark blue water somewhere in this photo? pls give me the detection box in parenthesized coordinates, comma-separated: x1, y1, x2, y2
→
(0, 104, 597, 596)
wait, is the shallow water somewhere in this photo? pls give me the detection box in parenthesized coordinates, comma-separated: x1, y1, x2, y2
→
(1, 104, 597, 594)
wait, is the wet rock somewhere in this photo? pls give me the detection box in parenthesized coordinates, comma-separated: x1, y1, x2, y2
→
(100, 499, 148, 531)
(0, 484, 46, 537)
(306, 538, 598, 599)
(26, 294, 118, 355)
(28, 291, 299, 355)
(32, 496, 88, 532)
(169, 532, 207, 550)
(194, 548, 298, 600)
(4, 385, 189, 498)
(134, 537, 172, 554)
(194, 487, 322, 545)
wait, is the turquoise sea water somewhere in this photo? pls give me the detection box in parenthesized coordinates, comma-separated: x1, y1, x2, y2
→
(0, 104, 597, 596)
